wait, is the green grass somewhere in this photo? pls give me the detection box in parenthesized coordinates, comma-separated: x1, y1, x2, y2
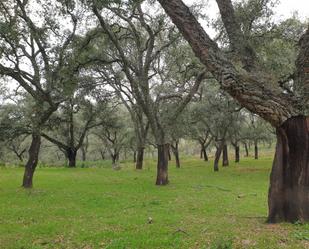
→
(0, 157, 308, 249)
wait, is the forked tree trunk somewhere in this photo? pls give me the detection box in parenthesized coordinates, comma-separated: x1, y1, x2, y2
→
(156, 144, 169, 185)
(135, 147, 144, 170)
(222, 144, 229, 166)
(235, 145, 240, 163)
(201, 145, 208, 161)
(22, 133, 41, 188)
(268, 116, 309, 223)
(214, 144, 223, 172)
(67, 148, 77, 168)
(254, 140, 258, 159)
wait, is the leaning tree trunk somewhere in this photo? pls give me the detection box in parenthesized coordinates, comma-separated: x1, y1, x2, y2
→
(214, 144, 223, 172)
(135, 147, 144, 170)
(268, 116, 309, 223)
(156, 144, 169, 185)
(222, 144, 229, 166)
(254, 140, 259, 159)
(67, 148, 77, 168)
(171, 143, 180, 168)
(22, 133, 41, 188)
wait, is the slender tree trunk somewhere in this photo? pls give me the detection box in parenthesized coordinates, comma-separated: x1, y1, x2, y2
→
(200, 147, 203, 159)
(156, 144, 169, 185)
(268, 116, 309, 223)
(200, 145, 208, 161)
(244, 142, 249, 157)
(235, 145, 240, 163)
(168, 145, 171, 161)
(100, 150, 105, 160)
(133, 150, 137, 163)
(81, 147, 86, 162)
(135, 147, 144, 170)
(222, 144, 229, 166)
(214, 144, 223, 172)
(171, 143, 180, 168)
(254, 140, 258, 159)
(111, 153, 120, 170)
(22, 133, 41, 188)
(67, 148, 77, 168)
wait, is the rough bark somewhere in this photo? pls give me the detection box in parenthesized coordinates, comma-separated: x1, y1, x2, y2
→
(222, 143, 229, 166)
(268, 116, 309, 223)
(135, 147, 144, 170)
(157, 0, 298, 127)
(215, 0, 256, 71)
(156, 144, 169, 185)
(22, 133, 41, 188)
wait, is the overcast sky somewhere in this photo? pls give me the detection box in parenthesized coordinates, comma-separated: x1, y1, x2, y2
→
(183, 0, 309, 37)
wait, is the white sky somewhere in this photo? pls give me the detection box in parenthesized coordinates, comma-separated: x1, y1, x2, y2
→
(184, 0, 309, 37)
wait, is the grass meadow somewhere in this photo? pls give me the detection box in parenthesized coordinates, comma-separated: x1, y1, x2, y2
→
(0, 155, 308, 249)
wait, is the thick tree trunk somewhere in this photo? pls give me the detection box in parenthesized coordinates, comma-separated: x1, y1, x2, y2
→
(67, 148, 77, 168)
(22, 133, 41, 188)
(222, 144, 229, 166)
(156, 144, 169, 185)
(135, 147, 144, 170)
(268, 116, 309, 223)
(214, 144, 223, 172)
(235, 145, 240, 163)
(254, 140, 258, 160)
(200, 148, 203, 159)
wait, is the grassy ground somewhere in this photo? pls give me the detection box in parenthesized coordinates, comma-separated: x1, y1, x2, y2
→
(0, 156, 308, 249)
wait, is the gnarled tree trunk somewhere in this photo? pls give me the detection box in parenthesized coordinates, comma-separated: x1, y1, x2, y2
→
(268, 116, 309, 223)
(22, 133, 41, 188)
(156, 144, 169, 185)
(135, 147, 144, 170)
